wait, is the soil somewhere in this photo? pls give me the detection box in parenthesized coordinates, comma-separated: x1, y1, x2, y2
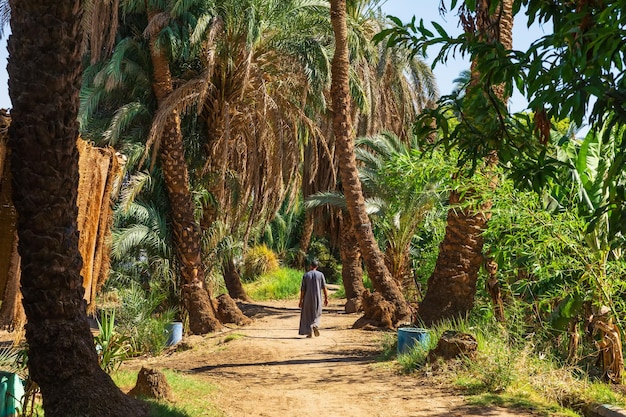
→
(123, 297, 544, 417)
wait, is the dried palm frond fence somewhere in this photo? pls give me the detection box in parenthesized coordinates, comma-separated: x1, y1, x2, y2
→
(0, 110, 122, 332)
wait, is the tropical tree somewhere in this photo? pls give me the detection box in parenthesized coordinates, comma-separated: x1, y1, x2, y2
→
(146, 2, 223, 334)
(379, 0, 514, 325)
(83, 0, 230, 334)
(301, 0, 438, 312)
(6, 1, 147, 415)
(355, 133, 450, 286)
(307, 132, 451, 306)
(152, 0, 332, 235)
(380, 0, 626, 235)
(330, 0, 410, 327)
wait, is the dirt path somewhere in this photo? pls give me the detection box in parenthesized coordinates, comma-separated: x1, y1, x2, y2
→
(126, 299, 542, 417)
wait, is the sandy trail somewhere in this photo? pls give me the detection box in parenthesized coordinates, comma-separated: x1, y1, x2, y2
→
(125, 298, 543, 417)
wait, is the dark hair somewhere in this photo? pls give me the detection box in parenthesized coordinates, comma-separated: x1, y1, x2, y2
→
(310, 259, 319, 268)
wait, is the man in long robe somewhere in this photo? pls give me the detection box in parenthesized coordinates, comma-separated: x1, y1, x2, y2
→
(298, 260, 329, 337)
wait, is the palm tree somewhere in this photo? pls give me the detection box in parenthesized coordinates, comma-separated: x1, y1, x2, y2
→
(6, 1, 148, 415)
(301, 1, 438, 312)
(330, 0, 410, 327)
(83, 0, 226, 334)
(355, 133, 447, 285)
(308, 132, 450, 313)
(146, 4, 223, 334)
(184, 0, 331, 235)
(418, 0, 513, 325)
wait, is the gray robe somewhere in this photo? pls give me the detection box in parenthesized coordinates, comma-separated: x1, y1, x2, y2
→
(298, 269, 326, 335)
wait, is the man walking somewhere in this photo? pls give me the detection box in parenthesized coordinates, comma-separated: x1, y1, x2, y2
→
(298, 260, 329, 337)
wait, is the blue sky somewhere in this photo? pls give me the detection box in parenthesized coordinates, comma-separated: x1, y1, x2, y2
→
(380, 0, 549, 112)
(0, 1, 549, 112)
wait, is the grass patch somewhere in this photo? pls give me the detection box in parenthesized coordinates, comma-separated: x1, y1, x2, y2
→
(220, 333, 245, 344)
(112, 368, 223, 417)
(244, 267, 302, 300)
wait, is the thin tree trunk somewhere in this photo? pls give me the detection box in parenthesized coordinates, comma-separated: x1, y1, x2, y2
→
(223, 257, 251, 302)
(147, 11, 222, 334)
(485, 257, 505, 322)
(7, 1, 148, 415)
(297, 210, 314, 268)
(330, 0, 410, 327)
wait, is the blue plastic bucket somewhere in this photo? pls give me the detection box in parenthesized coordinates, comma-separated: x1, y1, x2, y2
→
(397, 327, 429, 354)
(165, 322, 183, 346)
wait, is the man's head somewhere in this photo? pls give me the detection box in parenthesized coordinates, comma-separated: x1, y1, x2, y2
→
(310, 259, 319, 269)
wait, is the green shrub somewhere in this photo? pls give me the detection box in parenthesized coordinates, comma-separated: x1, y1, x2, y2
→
(116, 283, 176, 356)
(94, 309, 132, 373)
(242, 244, 280, 282)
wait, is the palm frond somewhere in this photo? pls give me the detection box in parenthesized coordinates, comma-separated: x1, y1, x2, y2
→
(118, 172, 152, 213)
(104, 102, 150, 146)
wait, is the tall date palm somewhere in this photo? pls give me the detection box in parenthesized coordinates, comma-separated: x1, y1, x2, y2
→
(7, 0, 148, 415)
(418, 0, 513, 325)
(330, 0, 410, 327)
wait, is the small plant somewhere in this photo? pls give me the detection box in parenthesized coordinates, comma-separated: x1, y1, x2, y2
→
(242, 245, 280, 282)
(465, 343, 514, 393)
(115, 283, 177, 356)
(94, 309, 132, 373)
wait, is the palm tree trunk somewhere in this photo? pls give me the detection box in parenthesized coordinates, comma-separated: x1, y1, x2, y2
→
(297, 210, 314, 268)
(339, 211, 365, 313)
(147, 11, 222, 334)
(418, 0, 513, 326)
(330, 0, 410, 327)
(223, 257, 251, 302)
(7, 1, 148, 415)
(418, 192, 492, 325)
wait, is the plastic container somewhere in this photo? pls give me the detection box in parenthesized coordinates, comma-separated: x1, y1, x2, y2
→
(165, 322, 183, 346)
(397, 327, 429, 354)
(0, 371, 24, 417)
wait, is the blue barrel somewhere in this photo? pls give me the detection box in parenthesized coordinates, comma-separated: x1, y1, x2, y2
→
(165, 322, 183, 346)
(397, 327, 429, 354)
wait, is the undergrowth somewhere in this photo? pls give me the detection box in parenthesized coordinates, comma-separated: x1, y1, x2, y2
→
(391, 317, 626, 417)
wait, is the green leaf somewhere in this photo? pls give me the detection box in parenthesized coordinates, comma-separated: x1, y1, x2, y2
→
(431, 21, 448, 38)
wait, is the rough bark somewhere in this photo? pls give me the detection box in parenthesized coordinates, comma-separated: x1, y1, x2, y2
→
(418, 191, 491, 325)
(223, 257, 251, 302)
(330, 0, 410, 326)
(338, 212, 365, 313)
(7, 1, 148, 415)
(418, 0, 513, 326)
(147, 10, 225, 334)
